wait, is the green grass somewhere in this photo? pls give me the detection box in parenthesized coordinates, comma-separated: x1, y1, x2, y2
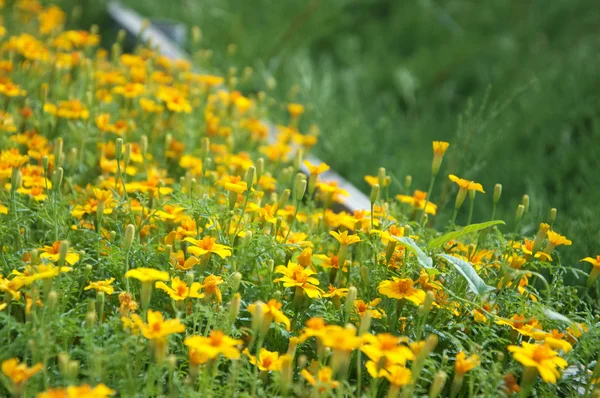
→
(75, 0, 600, 267)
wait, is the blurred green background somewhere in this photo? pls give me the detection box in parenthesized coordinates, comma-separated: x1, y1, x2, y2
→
(74, 0, 600, 266)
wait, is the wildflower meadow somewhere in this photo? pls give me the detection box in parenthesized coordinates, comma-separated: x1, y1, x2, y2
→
(0, 2, 599, 397)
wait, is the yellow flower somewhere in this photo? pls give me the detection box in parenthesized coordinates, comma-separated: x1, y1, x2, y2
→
(168, 250, 200, 271)
(378, 277, 426, 305)
(37, 384, 115, 398)
(124, 268, 169, 283)
(448, 174, 485, 193)
(287, 103, 305, 118)
(545, 230, 572, 251)
(354, 299, 385, 320)
(330, 230, 361, 246)
(244, 348, 284, 371)
(300, 366, 339, 392)
(384, 365, 412, 387)
(581, 255, 600, 269)
(495, 315, 542, 337)
(184, 330, 242, 360)
(531, 329, 573, 353)
(184, 236, 232, 259)
(303, 160, 330, 175)
(39, 241, 80, 265)
(131, 310, 185, 340)
(361, 333, 414, 365)
(248, 299, 291, 331)
(1, 358, 43, 386)
(319, 325, 362, 353)
(84, 278, 115, 295)
(217, 175, 248, 194)
(274, 262, 323, 298)
(201, 274, 224, 303)
(455, 351, 480, 374)
(507, 342, 567, 384)
(432, 141, 450, 156)
(299, 317, 328, 342)
(155, 278, 204, 301)
(396, 190, 437, 215)
(113, 83, 145, 98)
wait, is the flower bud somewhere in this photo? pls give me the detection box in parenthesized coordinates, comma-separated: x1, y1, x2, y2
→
(241, 230, 253, 248)
(52, 167, 64, 190)
(231, 272, 243, 293)
(404, 175, 412, 192)
(192, 26, 202, 44)
(277, 189, 290, 210)
(245, 166, 256, 190)
(115, 138, 123, 159)
(549, 208, 557, 224)
(47, 290, 58, 310)
(360, 265, 369, 287)
(124, 224, 135, 252)
(493, 184, 502, 204)
(123, 143, 132, 166)
(54, 138, 63, 167)
(378, 167, 386, 188)
(279, 354, 293, 393)
(140, 135, 148, 156)
(256, 158, 264, 181)
(294, 148, 303, 171)
(228, 293, 241, 323)
(201, 137, 210, 159)
(86, 310, 97, 329)
(294, 174, 307, 202)
(515, 205, 524, 225)
(358, 309, 372, 335)
(30, 249, 39, 265)
(454, 188, 468, 210)
(57, 241, 69, 266)
(521, 194, 530, 213)
(344, 286, 357, 322)
(429, 371, 448, 398)
(532, 223, 550, 254)
(370, 184, 380, 204)
(250, 301, 264, 332)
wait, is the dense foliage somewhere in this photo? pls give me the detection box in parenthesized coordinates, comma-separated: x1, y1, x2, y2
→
(0, 2, 599, 397)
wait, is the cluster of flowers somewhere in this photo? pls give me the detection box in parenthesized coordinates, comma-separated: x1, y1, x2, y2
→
(0, 1, 598, 397)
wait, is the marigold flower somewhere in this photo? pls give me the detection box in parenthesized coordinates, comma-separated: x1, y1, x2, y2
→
(330, 230, 361, 246)
(155, 277, 204, 301)
(455, 351, 480, 374)
(37, 384, 115, 398)
(248, 299, 290, 331)
(544, 230, 572, 252)
(319, 325, 362, 353)
(287, 103, 305, 118)
(507, 342, 567, 384)
(244, 348, 284, 371)
(274, 262, 323, 298)
(361, 333, 414, 365)
(200, 275, 224, 303)
(124, 268, 169, 283)
(303, 160, 329, 176)
(84, 278, 115, 295)
(448, 174, 485, 193)
(184, 236, 232, 259)
(39, 241, 79, 265)
(217, 175, 248, 194)
(1, 358, 43, 386)
(300, 366, 339, 392)
(131, 310, 185, 340)
(378, 277, 426, 305)
(396, 190, 437, 215)
(354, 299, 385, 320)
(384, 365, 412, 387)
(431, 141, 449, 175)
(184, 330, 242, 360)
(299, 317, 328, 342)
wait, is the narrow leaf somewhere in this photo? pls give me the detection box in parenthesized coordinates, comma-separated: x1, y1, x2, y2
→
(437, 254, 495, 295)
(427, 220, 506, 249)
(543, 308, 574, 325)
(392, 236, 439, 275)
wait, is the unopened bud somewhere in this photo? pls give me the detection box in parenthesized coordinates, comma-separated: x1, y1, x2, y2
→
(360, 265, 369, 287)
(57, 241, 69, 266)
(201, 137, 210, 159)
(277, 189, 290, 210)
(358, 309, 372, 335)
(549, 208, 557, 224)
(115, 138, 123, 159)
(404, 175, 412, 192)
(294, 174, 307, 202)
(455, 188, 468, 210)
(47, 290, 58, 310)
(52, 167, 63, 190)
(515, 205, 525, 225)
(294, 149, 303, 171)
(42, 156, 49, 171)
(378, 167, 386, 188)
(429, 371, 448, 398)
(256, 158, 264, 180)
(140, 135, 148, 156)
(344, 286, 357, 322)
(251, 301, 264, 332)
(521, 194, 530, 213)
(192, 26, 202, 44)
(370, 184, 380, 203)
(241, 231, 253, 247)
(124, 224, 135, 252)
(54, 138, 63, 166)
(493, 184, 502, 204)
(229, 293, 241, 323)
(231, 272, 242, 293)
(245, 166, 256, 190)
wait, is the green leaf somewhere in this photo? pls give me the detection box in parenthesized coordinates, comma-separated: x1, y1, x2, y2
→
(392, 236, 439, 275)
(543, 308, 574, 325)
(437, 254, 495, 295)
(427, 220, 506, 249)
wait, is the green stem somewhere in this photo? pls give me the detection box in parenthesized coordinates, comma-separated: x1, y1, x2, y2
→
(419, 175, 436, 225)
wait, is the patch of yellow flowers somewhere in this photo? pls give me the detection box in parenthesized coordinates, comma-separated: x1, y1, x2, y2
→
(0, 1, 598, 397)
